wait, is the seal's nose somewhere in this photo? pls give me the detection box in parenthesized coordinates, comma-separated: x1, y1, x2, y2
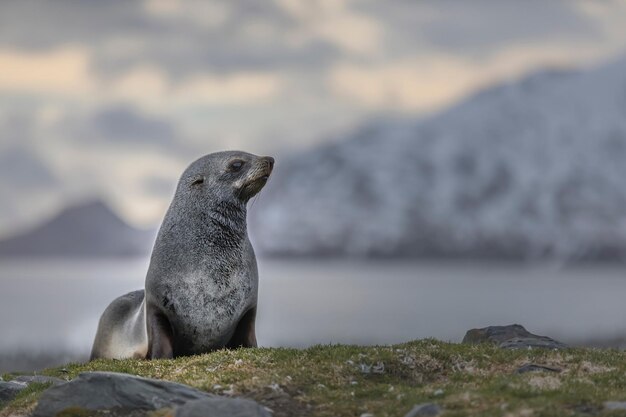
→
(264, 156, 275, 172)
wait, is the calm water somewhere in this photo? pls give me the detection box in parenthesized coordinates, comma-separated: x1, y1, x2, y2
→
(1, 258, 626, 371)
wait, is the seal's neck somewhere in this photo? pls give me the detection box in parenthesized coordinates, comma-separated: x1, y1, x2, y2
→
(157, 199, 248, 255)
(199, 201, 248, 249)
(204, 200, 247, 233)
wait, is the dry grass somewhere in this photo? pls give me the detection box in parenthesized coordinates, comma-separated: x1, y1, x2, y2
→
(3, 340, 626, 416)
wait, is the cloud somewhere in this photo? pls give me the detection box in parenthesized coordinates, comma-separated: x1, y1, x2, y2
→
(329, 57, 475, 112)
(143, 0, 231, 29)
(0, 0, 626, 234)
(351, 0, 601, 59)
(0, 0, 622, 83)
(328, 37, 626, 113)
(0, 0, 338, 77)
(275, 0, 383, 55)
(416, 1, 598, 52)
(0, 145, 57, 188)
(107, 65, 169, 102)
(173, 72, 282, 105)
(0, 46, 283, 109)
(0, 1, 148, 50)
(87, 105, 178, 146)
(0, 47, 94, 96)
(0, 143, 60, 234)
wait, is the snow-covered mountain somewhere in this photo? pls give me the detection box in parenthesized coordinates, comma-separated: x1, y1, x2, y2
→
(251, 56, 626, 260)
(0, 200, 156, 258)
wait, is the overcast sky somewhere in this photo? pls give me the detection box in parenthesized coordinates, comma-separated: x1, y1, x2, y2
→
(1, 0, 626, 233)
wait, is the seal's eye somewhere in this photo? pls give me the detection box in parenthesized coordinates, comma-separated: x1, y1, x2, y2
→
(191, 177, 204, 186)
(229, 160, 245, 172)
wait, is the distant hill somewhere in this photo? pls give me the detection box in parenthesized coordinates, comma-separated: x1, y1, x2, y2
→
(251, 56, 626, 260)
(0, 200, 156, 258)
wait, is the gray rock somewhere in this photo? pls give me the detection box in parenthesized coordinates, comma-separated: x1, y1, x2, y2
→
(462, 324, 567, 350)
(515, 364, 561, 374)
(404, 403, 441, 417)
(0, 380, 27, 404)
(175, 397, 271, 417)
(605, 401, 626, 410)
(32, 371, 214, 417)
(0, 375, 65, 404)
(573, 404, 600, 414)
(32, 372, 270, 417)
(12, 375, 66, 385)
(500, 337, 567, 350)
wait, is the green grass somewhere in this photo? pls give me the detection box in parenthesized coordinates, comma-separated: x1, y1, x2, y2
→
(4, 340, 626, 416)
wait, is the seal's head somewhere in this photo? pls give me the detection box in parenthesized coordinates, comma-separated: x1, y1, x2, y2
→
(179, 151, 274, 205)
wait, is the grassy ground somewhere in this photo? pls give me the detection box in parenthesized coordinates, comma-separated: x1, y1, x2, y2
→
(3, 340, 626, 417)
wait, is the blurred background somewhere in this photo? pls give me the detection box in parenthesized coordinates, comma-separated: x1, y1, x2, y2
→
(2, 0, 626, 372)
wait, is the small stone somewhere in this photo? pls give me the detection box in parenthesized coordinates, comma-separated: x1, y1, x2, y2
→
(574, 404, 600, 414)
(0, 375, 66, 405)
(515, 364, 562, 374)
(12, 375, 66, 385)
(372, 362, 385, 374)
(359, 363, 371, 374)
(268, 383, 282, 392)
(433, 389, 444, 396)
(360, 413, 374, 417)
(404, 403, 442, 417)
(0, 381, 27, 403)
(605, 401, 626, 410)
(174, 397, 271, 417)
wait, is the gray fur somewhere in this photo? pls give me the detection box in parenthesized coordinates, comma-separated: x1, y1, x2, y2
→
(90, 290, 147, 359)
(91, 151, 273, 360)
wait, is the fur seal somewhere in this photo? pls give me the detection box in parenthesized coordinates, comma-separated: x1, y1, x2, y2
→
(90, 151, 274, 360)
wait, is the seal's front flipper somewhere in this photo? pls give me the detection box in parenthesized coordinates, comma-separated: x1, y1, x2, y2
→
(147, 307, 174, 359)
(226, 307, 257, 349)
